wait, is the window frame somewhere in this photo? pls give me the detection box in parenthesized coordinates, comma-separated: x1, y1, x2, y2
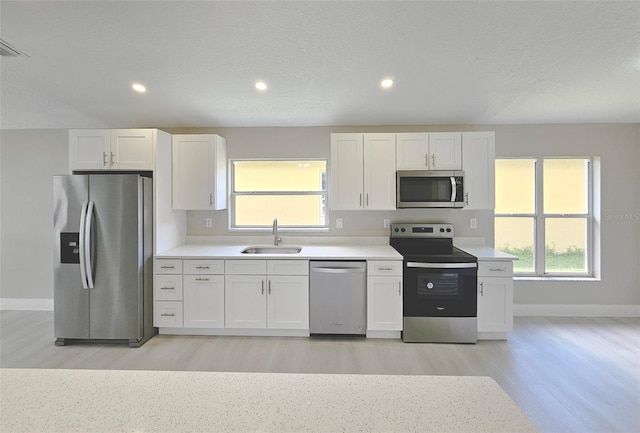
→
(495, 157, 595, 277)
(229, 158, 329, 231)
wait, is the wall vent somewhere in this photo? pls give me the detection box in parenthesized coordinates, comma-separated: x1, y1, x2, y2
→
(0, 39, 25, 57)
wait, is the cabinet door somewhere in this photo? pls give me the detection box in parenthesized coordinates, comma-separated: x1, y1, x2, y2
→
(172, 134, 226, 210)
(69, 130, 111, 171)
(429, 132, 462, 170)
(462, 131, 495, 209)
(184, 275, 225, 328)
(267, 276, 309, 329)
(154, 301, 183, 327)
(330, 133, 364, 210)
(224, 275, 266, 328)
(477, 276, 513, 333)
(396, 133, 429, 170)
(363, 133, 396, 210)
(367, 276, 403, 331)
(110, 129, 154, 170)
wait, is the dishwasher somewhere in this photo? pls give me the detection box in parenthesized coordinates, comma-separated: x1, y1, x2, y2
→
(309, 261, 367, 336)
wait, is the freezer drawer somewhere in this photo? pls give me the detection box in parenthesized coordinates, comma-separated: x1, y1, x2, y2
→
(309, 261, 366, 335)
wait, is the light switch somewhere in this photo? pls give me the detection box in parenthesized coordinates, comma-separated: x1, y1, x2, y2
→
(470, 218, 477, 229)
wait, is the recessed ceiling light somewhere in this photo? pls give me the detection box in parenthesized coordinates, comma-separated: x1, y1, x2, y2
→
(132, 83, 146, 93)
(381, 78, 394, 89)
(255, 81, 268, 91)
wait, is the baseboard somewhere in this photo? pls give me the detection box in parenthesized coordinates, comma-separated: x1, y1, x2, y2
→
(514, 304, 640, 317)
(0, 298, 54, 311)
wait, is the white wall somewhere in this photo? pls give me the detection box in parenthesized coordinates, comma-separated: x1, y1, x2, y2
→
(1, 124, 638, 312)
(0, 129, 68, 303)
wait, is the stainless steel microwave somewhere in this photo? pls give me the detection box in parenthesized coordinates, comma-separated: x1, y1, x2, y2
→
(396, 170, 465, 208)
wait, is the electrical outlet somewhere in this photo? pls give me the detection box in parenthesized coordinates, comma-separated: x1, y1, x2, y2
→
(383, 218, 390, 228)
(469, 218, 477, 229)
(205, 218, 212, 228)
(336, 218, 343, 229)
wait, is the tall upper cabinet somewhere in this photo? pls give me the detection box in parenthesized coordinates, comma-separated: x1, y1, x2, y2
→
(172, 134, 227, 210)
(330, 133, 396, 210)
(462, 131, 495, 210)
(69, 129, 155, 171)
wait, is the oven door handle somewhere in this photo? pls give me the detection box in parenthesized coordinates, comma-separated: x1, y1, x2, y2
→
(407, 262, 477, 269)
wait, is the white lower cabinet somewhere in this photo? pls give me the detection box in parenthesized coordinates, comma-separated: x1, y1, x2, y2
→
(183, 259, 225, 328)
(367, 261, 403, 334)
(477, 260, 514, 339)
(154, 259, 184, 327)
(225, 260, 309, 330)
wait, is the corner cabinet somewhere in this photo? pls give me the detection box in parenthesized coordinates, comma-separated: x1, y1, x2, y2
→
(172, 134, 227, 210)
(69, 129, 155, 171)
(330, 133, 396, 210)
(396, 132, 462, 170)
(477, 260, 513, 339)
(462, 131, 495, 209)
(366, 261, 403, 338)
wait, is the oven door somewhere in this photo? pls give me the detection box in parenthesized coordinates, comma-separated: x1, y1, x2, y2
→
(403, 261, 477, 317)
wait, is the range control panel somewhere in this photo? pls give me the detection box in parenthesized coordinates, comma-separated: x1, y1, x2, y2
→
(390, 223, 453, 238)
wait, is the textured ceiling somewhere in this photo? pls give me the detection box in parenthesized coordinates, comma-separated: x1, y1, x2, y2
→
(1, 1, 639, 129)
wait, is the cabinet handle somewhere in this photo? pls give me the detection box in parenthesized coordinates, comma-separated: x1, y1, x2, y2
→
(210, 193, 213, 207)
(160, 265, 175, 269)
(425, 154, 429, 167)
(110, 152, 115, 165)
(268, 280, 271, 295)
(195, 266, 210, 269)
(366, 193, 369, 206)
(378, 267, 393, 271)
(489, 268, 505, 272)
(161, 313, 175, 317)
(398, 281, 402, 296)
(359, 193, 363, 207)
(465, 193, 469, 206)
(102, 152, 108, 167)
(480, 282, 484, 296)
(195, 278, 209, 281)
(160, 287, 174, 290)
(261, 280, 264, 295)
(431, 154, 435, 167)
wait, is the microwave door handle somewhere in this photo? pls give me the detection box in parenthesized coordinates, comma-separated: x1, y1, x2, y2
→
(450, 177, 457, 202)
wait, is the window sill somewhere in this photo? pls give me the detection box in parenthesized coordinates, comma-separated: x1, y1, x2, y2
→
(514, 276, 601, 282)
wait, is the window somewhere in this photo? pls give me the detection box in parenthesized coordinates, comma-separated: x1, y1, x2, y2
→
(494, 158, 595, 276)
(231, 160, 327, 229)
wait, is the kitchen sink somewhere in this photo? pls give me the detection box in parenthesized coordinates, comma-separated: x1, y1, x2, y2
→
(241, 246, 302, 254)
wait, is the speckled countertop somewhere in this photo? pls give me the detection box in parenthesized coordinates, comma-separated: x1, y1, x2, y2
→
(1, 368, 537, 433)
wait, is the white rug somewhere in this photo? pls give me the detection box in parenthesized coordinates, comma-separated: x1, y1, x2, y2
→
(0, 368, 538, 432)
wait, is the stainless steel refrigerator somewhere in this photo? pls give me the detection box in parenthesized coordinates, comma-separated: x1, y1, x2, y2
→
(53, 174, 155, 347)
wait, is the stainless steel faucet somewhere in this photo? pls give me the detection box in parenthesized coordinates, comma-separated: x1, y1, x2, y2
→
(272, 218, 282, 246)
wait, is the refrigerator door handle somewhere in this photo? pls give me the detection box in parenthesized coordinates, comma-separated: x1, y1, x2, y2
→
(84, 201, 95, 289)
(79, 201, 89, 289)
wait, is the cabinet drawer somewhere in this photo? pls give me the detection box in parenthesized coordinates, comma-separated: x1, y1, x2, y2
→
(154, 275, 183, 301)
(478, 261, 513, 277)
(368, 261, 403, 276)
(225, 259, 267, 275)
(184, 259, 224, 274)
(154, 259, 183, 274)
(154, 301, 183, 327)
(267, 260, 309, 275)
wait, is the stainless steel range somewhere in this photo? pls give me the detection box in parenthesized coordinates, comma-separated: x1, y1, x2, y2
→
(390, 223, 478, 343)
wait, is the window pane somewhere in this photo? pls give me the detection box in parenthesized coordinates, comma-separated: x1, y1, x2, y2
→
(545, 218, 587, 273)
(235, 195, 326, 226)
(234, 161, 326, 192)
(543, 159, 588, 214)
(495, 217, 534, 273)
(495, 159, 535, 213)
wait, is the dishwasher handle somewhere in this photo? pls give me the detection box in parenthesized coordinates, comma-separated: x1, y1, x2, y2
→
(311, 267, 366, 274)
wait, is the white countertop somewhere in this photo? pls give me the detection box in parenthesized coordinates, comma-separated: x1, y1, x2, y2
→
(459, 246, 519, 261)
(156, 243, 403, 261)
(0, 368, 538, 433)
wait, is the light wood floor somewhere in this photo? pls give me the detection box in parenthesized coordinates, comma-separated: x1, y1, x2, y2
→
(1, 311, 638, 433)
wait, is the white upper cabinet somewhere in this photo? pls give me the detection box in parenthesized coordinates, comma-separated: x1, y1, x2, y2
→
(330, 133, 396, 210)
(462, 131, 495, 209)
(172, 134, 227, 210)
(69, 129, 154, 171)
(396, 132, 462, 170)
